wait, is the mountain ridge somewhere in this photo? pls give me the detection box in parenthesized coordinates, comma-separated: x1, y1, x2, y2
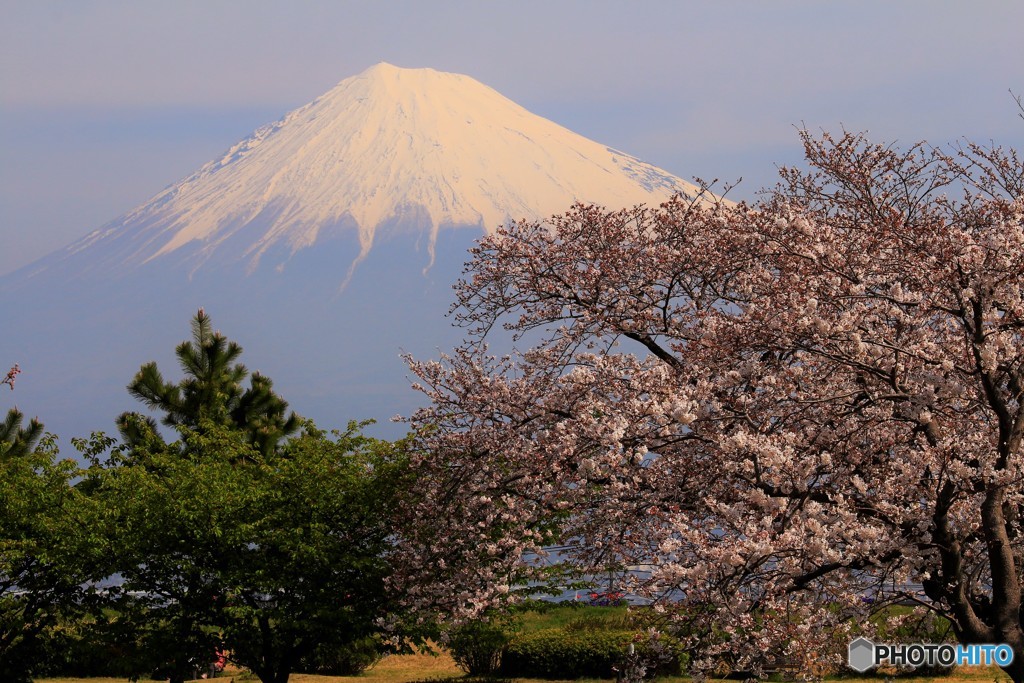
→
(6, 63, 701, 289)
(1, 63, 709, 443)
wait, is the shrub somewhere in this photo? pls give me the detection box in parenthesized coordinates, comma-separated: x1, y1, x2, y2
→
(501, 628, 635, 678)
(448, 619, 515, 675)
(498, 605, 690, 680)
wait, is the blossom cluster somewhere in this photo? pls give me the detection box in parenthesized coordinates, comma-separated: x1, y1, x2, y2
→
(3, 364, 20, 390)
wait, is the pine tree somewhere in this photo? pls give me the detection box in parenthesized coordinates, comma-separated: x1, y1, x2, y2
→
(0, 409, 42, 459)
(117, 309, 299, 456)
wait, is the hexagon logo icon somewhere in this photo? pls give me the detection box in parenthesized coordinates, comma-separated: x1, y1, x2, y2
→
(848, 637, 875, 672)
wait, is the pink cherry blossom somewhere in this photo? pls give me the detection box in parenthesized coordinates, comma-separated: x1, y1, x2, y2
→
(397, 132, 1024, 680)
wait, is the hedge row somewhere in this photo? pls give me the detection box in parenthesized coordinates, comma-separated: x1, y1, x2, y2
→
(474, 628, 686, 679)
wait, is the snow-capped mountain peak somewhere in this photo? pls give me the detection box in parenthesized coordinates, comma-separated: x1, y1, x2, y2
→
(26, 63, 702, 280)
(0, 62, 716, 449)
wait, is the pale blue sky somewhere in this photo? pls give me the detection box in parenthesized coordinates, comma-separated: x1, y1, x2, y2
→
(2, 0, 1022, 276)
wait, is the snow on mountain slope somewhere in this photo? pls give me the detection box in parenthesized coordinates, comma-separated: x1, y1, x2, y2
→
(36, 63, 702, 282)
(0, 63, 714, 443)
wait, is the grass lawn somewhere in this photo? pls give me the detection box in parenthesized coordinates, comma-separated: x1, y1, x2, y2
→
(34, 647, 463, 683)
(33, 606, 1014, 683)
(36, 656, 1013, 683)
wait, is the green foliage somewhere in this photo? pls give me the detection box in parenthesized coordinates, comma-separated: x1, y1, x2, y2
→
(117, 308, 299, 456)
(83, 311, 415, 683)
(297, 635, 385, 675)
(495, 606, 689, 679)
(0, 408, 43, 459)
(27, 610, 147, 678)
(1, 413, 105, 682)
(856, 606, 957, 677)
(89, 417, 411, 683)
(563, 610, 635, 632)
(867, 605, 955, 644)
(448, 616, 519, 675)
(514, 602, 629, 633)
(501, 627, 637, 678)
(218, 422, 411, 682)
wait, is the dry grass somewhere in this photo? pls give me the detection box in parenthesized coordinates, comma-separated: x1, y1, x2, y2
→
(36, 648, 462, 683)
(288, 647, 462, 683)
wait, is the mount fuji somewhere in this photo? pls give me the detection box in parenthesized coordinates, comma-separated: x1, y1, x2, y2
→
(3, 63, 703, 441)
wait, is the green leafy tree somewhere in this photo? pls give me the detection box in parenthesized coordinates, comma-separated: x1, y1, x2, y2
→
(92, 419, 411, 683)
(220, 422, 409, 683)
(1, 410, 103, 682)
(90, 312, 413, 683)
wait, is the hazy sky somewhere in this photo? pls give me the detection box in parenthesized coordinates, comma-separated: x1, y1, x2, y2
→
(2, 0, 1022, 276)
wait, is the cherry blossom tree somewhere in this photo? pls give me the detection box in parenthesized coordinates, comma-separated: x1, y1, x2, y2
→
(402, 132, 1024, 678)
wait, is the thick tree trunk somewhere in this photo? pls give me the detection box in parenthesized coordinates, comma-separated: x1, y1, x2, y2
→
(250, 615, 298, 683)
(253, 665, 291, 683)
(1003, 656, 1024, 683)
(982, 488, 1024, 683)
